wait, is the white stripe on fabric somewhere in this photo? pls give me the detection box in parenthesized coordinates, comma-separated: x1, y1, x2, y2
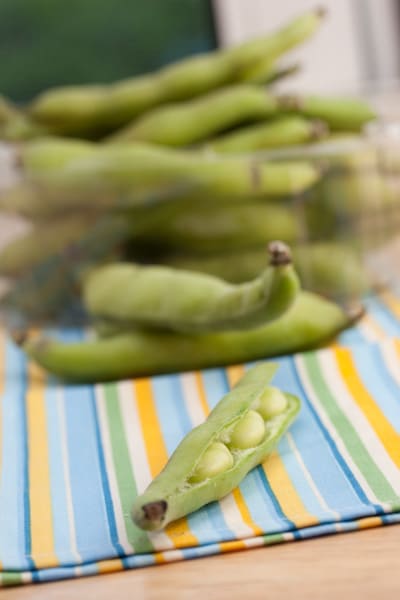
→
(294, 354, 383, 507)
(286, 433, 341, 521)
(180, 373, 208, 425)
(318, 351, 400, 497)
(357, 316, 386, 342)
(381, 339, 400, 387)
(57, 387, 81, 565)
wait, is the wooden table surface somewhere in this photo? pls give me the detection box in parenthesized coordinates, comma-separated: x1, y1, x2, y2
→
(3, 524, 400, 599)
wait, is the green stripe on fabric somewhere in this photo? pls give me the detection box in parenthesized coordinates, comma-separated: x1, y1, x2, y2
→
(302, 353, 399, 504)
(263, 532, 286, 545)
(104, 384, 154, 553)
(1, 571, 24, 586)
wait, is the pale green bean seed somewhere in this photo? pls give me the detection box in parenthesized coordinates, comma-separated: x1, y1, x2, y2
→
(188, 442, 234, 483)
(228, 410, 266, 450)
(257, 387, 288, 419)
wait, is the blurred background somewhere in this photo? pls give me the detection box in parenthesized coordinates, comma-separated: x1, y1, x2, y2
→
(0, 0, 217, 102)
(214, 0, 400, 94)
(1, 0, 400, 102)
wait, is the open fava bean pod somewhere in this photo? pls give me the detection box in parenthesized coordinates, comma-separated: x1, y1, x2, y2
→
(131, 362, 300, 531)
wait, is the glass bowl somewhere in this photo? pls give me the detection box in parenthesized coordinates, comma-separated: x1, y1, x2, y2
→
(0, 123, 399, 332)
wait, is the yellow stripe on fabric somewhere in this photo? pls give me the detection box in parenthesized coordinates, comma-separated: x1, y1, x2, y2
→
(219, 539, 248, 553)
(334, 347, 400, 468)
(226, 364, 246, 388)
(194, 372, 211, 416)
(394, 338, 400, 361)
(97, 558, 124, 574)
(230, 488, 264, 535)
(380, 289, 400, 320)
(134, 378, 166, 479)
(264, 451, 319, 528)
(26, 362, 57, 568)
(153, 552, 166, 564)
(357, 515, 383, 530)
(133, 378, 198, 549)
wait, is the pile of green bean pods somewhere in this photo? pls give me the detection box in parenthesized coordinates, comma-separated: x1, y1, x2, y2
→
(0, 7, 382, 381)
(132, 363, 300, 530)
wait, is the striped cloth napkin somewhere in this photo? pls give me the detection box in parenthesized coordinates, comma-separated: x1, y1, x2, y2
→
(1, 290, 400, 586)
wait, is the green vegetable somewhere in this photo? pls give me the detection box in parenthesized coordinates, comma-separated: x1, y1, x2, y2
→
(18, 139, 319, 199)
(206, 116, 328, 154)
(82, 241, 299, 333)
(129, 200, 300, 253)
(279, 94, 376, 131)
(19, 291, 362, 382)
(29, 9, 325, 137)
(131, 362, 300, 531)
(110, 85, 281, 146)
(240, 61, 301, 85)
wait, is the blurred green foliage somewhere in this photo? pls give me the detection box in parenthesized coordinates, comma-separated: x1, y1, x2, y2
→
(0, 0, 216, 102)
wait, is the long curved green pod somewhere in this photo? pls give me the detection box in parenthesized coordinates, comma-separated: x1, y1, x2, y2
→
(13, 139, 320, 203)
(279, 94, 376, 131)
(207, 116, 328, 154)
(239, 60, 300, 85)
(20, 291, 362, 382)
(82, 242, 299, 333)
(132, 363, 300, 531)
(29, 9, 324, 136)
(110, 85, 280, 145)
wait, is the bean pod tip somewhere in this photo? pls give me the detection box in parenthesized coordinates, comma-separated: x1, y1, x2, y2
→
(133, 499, 168, 531)
(343, 302, 365, 326)
(268, 240, 292, 266)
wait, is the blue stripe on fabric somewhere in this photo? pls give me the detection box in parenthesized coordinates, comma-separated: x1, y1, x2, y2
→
(289, 356, 381, 512)
(125, 553, 157, 568)
(338, 326, 368, 346)
(59, 329, 124, 562)
(63, 381, 118, 562)
(353, 343, 400, 433)
(364, 297, 400, 337)
(151, 373, 235, 544)
(20, 348, 36, 573)
(35, 562, 98, 583)
(0, 339, 34, 570)
(255, 466, 297, 533)
(45, 378, 79, 566)
(272, 357, 367, 518)
(381, 513, 400, 525)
